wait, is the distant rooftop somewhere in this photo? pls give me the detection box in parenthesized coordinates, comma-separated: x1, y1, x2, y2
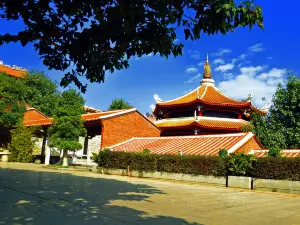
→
(0, 60, 27, 78)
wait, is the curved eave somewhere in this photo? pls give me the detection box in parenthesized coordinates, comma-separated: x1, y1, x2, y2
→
(153, 85, 251, 115)
(155, 117, 250, 131)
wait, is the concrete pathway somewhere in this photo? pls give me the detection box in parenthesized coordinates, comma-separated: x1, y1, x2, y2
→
(1, 162, 300, 225)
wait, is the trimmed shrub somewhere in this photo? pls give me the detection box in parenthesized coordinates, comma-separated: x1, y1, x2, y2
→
(130, 153, 157, 172)
(92, 150, 300, 181)
(159, 154, 220, 176)
(251, 157, 300, 181)
(93, 151, 220, 176)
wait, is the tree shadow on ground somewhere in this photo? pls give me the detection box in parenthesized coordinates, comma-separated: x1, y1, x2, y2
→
(0, 169, 203, 225)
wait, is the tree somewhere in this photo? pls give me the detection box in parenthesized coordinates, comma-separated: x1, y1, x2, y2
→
(250, 76, 300, 149)
(49, 90, 86, 167)
(0, 1, 263, 91)
(268, 76, 300, 148)
(0, 73, 26, 127)
(23, 71, 59, 117)
(108, 98, 133, 110)
(8, 122, 36, 163)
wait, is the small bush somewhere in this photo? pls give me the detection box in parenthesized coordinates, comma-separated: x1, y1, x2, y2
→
(8, 124, 35, 163)
(218, 149, 228, 158)
(228, 153, 256, 176)
(143, 148, 151, 154)
(268, 147, 281, 157)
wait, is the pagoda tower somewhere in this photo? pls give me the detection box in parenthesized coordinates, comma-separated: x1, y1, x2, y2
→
(152, 55, 268, 136)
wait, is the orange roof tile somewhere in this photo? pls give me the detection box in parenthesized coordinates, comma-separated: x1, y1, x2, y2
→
(0, 64, 26, 78)
(82, 109, 135, 121)
(154, 85, 268, 116)
(24, 108, 139, 126)
(155, 116, 249, 131)
(250, 149, 300, 158)
(108, 132, 258, 156)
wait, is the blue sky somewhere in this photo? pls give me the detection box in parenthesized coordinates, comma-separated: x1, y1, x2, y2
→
(1, 1, 299, 114)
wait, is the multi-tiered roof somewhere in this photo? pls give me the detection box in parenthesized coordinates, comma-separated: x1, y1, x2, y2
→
(152, 55, 268, 135)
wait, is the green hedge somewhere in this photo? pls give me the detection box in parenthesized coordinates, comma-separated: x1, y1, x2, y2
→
(93, 150, 220, 176)
(92, 150, 300, 181)
(251, 157, 300, 181)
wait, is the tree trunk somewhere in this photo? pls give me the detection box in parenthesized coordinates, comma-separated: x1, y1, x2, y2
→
(62, 149, 68, 167)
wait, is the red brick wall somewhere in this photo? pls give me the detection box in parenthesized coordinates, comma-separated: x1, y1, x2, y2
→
(101, 111, 161, 148)
(236, 137, 262, 154)
(24, 109, 48, 122)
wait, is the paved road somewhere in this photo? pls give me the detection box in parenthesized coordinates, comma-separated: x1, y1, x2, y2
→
(1, 163, 300, 225)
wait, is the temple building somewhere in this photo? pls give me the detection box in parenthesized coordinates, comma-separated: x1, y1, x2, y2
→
(152, 56, 269, 136)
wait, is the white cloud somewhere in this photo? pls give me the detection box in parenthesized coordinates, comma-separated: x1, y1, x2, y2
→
(173, 39, 180, 43)
(218, 66, 286, 107)
(198, 61, 205, 67)
(240, 66, 265, 76)
(266, 56, 273, 60)
(215, 63, 234, 72)
(223, 73, 234, 80)
(213, 58, 225, 65)
(185, 73, 201, 83)
(185, 67, 198, 73)
(239, 54, 247, 60)
(188, 50, 201, 59)
(214, 48, 232, 56)
(190, 54, 201, 59)
(248, 43, 264, 52)
(258, 68, 286, 80)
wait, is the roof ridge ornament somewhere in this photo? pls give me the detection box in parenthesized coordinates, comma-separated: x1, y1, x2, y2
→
(154, 94, 163, 102)
(200, 54, 215, 86)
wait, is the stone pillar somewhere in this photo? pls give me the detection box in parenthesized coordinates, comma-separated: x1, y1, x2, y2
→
(44, 140, 51, 165)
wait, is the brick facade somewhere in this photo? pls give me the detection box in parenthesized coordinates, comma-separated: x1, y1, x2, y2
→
(101, 111, 161, 148)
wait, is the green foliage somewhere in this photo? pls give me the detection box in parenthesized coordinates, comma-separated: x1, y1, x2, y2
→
(49, 90, 86, 151)
(93, 150, 300, 181)
(268, 147, 282, 157)
(251, 76, 300, 149)
(22, 71, 59, 117)
(143, 148, 151, 154)
(0, 71, 59, 127)
(228, 153, 256, 176)
(8, 123, 35, 163)
(251, 157, 300, 181)
(0, 73, 26, 127)
(108, 98, 133, 110)
(218, 149, 228, 158)
(93, 151, 220, 175)
(0, 1, 263, 91)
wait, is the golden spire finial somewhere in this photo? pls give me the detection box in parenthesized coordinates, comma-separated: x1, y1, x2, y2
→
(203, 54, 212, 79)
